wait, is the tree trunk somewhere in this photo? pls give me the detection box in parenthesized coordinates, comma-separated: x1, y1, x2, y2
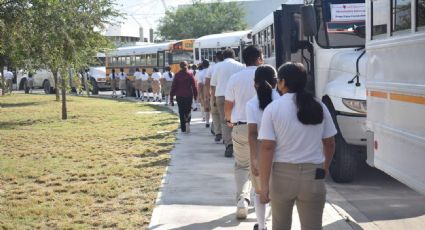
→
(53, 70, 60, 101)
(61, 69, 68, 120)
(85, 72, 89, 96)
(0, 64, 4, 96)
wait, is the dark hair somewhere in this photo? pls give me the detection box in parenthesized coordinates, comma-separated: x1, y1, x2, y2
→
(223, 48, 235, 59)
(202, 59, 210, 69)
(120, 68, 124, 72)
(111, 69, 115, 73)
(215, 51, 224, 61)
(278, 62, 323, 125)
(165, 66, 172, 78)
(255, 65, 277, 110)
(153, 67, 158, 72)
(136, 68, 140, 71)
(243, 45, 262, 66)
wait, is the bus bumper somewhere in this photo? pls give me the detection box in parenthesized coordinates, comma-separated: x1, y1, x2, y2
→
(336, 114, 367, 146)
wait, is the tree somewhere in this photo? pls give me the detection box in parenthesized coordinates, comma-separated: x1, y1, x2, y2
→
(19, 0, 117, 119)
(157, 0, 247, 40)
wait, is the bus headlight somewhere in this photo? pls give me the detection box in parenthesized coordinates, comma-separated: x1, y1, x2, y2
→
(342, 99, 367, 114)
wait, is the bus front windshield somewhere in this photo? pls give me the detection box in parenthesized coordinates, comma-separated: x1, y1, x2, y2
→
(171, 51, 194, 64)
(315, 0, 365, 48)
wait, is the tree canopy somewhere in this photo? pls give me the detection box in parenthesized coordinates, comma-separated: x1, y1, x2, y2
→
(157, 0, 247, 40)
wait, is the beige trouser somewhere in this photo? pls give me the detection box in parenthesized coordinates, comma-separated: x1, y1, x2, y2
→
(210, 97, 221, 135)
(232, 124, 251, 202)
(216, 96, 232, 146)
(6, 79, 13, 93)
(270, 162, 326, 230)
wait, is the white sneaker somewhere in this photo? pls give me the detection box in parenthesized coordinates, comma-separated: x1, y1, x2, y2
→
(185, 122, 190, 133)
(236, 198, 248, 219)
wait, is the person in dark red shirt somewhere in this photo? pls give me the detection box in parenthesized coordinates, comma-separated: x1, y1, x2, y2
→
(170, 61, 198, 133)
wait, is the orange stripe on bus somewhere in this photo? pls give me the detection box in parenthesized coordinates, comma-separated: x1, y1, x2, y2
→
(390, 93, 425, 105)
(369, 90, 388, 98)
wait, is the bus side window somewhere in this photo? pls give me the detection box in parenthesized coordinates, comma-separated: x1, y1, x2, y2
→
(371, 0, 389, 39)
(392, 0, 412, 33)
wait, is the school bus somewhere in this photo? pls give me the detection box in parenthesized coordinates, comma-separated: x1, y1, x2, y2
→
(105, 39, 194, 95)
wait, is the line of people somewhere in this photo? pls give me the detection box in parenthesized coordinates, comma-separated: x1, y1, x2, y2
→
(177, 45, 337, 230)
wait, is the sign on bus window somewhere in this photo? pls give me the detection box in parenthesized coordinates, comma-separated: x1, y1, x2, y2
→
(372, 0, 389, 38)
(330, 3, 365, 22)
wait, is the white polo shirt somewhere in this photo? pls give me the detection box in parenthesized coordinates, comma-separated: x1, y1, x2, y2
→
(5, 71, 13, 80)
(224, 66, 257, 123)
(195, 69, 206, 84)
(211, 58, 245, 97)
(151, 72, 161, 81)
(258, 93, 337, 164)
(134, 71, 142, 80)
(141, 72, 149, 81)
(246, 89, 281, 131)
(205, 63, 215, 79)
(162, 71, 174, 82)
(118, 72, 127, 80)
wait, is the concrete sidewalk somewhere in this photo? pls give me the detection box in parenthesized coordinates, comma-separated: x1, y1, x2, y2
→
(148, 106, 361, 230)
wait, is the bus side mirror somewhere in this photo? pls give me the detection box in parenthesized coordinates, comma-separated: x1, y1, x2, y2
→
(354, 25, 366, 38)
(301, 5, 317, 37)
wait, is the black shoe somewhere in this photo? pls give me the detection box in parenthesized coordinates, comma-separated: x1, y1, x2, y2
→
(214, 134, 222, 143)
(206, 123, 210, 128)
(253, 224, 258, 230)
(225, 145, 233, 158)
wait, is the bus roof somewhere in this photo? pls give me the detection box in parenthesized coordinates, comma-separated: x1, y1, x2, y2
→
(194, 30, 251, 49)
(108, 42, 171, 56)
(251, 12, 274, 35)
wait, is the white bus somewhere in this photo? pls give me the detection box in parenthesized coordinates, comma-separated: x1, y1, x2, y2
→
(252, 0, 367, 182)
(365, 0, 425, 194)
(193, 30, 252, 63)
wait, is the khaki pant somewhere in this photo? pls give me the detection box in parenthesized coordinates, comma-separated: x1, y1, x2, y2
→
(232, 124, 251, 202)
(216, 96, 232, 146)
(6, 79, 13, 93)
(210, 98, 221, 135)
(270, 162, 326, 230)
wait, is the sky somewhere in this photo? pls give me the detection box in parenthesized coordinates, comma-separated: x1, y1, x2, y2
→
(110, 0, 253, 38)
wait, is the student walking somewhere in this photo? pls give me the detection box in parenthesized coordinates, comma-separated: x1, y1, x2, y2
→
(224, 45, 263, 219)
(258, 62, 337, 230)
(197, 60, 210, 127)
(140, 69, 150, 101)
(5, 70, 13, 94)
(109, 69, 117, 98)
(28, 72, 34, 94)
(161, 66, 174, 105)
(211, 48, 245, 157)
(151, 68, 162, 102)
(246, 65, 280, 230)
(134, 68, 143, 99)
(170, 61, 198, 133)
(205, 52, 224, 142)
(118, 68, 127, 98)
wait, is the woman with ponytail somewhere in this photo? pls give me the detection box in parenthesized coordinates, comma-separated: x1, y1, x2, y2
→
(246, 64, 280, 230)
(161, 66, 174, 105)
(258, 62, 337, 230)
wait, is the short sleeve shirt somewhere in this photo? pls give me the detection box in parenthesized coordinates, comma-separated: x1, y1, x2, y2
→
(205, 64, 215, 79)
(224, 66, 256, 123)
(118, 72, 127, 80)
(141, 73, 149, 81)
(211, 58, 245, 96)
(246, 89, 281, 131)
(151, 72, 161, 81)
(258, 93, 337, 164)
(195, 69, 206, 84)
(162, 72, 174, 82)
(5, 71, 13, 80)
(134, 71, 142, 80)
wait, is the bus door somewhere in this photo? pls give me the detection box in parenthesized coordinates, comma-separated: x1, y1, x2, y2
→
(157, 51, 166, 72)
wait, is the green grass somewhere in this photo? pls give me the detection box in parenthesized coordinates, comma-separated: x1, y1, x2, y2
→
(0, 94, 178, 229)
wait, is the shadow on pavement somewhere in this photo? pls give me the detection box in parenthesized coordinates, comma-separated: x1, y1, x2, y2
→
(324, 219, 364, 230)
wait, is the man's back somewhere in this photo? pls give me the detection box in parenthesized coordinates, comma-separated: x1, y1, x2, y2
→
(211, 58, 244, 97)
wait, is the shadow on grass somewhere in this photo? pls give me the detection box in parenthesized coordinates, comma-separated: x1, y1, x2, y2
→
(135, 158, 169, 168)
(0, 119, 47, 130)
(121, 132, 174, 142)
(0, 101, 46, 108)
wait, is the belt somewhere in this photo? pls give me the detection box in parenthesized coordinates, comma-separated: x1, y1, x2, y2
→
(233, 121, 247, 126)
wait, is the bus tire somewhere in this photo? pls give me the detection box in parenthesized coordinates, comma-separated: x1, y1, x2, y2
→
(91, 78, 99, 95)
(322, 96, 357, 183)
